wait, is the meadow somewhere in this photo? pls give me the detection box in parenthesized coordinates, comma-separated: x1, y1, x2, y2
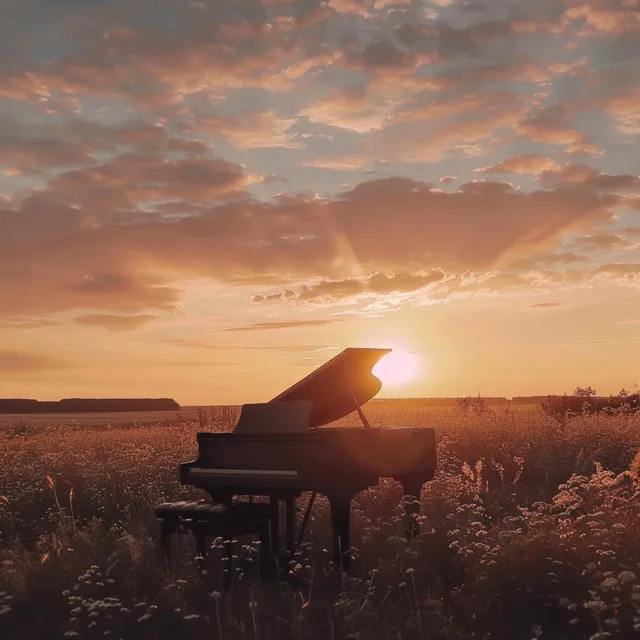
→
(1, 401, 640, 640)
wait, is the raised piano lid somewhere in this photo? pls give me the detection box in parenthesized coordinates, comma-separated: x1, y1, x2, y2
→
(270, 347, 391, 428)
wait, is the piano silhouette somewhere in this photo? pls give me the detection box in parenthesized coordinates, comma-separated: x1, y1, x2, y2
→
(157, 348, 436, 582)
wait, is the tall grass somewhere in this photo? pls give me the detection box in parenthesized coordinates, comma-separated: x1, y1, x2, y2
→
(1, 403, 640, 639)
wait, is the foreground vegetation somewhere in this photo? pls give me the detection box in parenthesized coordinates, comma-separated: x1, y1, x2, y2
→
(1, 403, 640, 639)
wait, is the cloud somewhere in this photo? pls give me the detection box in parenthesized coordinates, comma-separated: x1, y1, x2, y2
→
(0, 4, 339, 108)
(299, 85, 393, 132)
(222, 319, 339, 331)
(193, 110, 301, 149)
(559, 337, 640, 348)
(253, 269, 446, 304)
(1, 0, 639, 327)
(515, 105, 588, 145)
(0, 173, 623, 318)
(563, 0, 640, 35)
(162, 339, 333, 353)
(572, 232, 635, 251)
(476, 155, 555, 175)
(381, 91, 532, 162)
(302, 155, 372, 171)
(360, 36, 415, 68)
(74, 314, 159, 331)
(0, 118, 212, 177)
(605, 90, 640, 135)
(0, 350, 68, 373)
(580, 66, 640, 134)
(594, 262, 640, 285)
(329, 0, 373, 16)
(508, 251, 586, 270)
(0, 135, 93, 173)
(530, 302, 562, 309)
(42, 153, 252, 209)
(0, 318, 61, 330)
(538, 164, 640, 191)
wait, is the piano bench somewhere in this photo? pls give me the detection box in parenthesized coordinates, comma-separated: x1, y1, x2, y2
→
(154, 499, 274, 584)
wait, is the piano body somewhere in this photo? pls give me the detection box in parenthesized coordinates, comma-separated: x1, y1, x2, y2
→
(179, 347, 436, 572)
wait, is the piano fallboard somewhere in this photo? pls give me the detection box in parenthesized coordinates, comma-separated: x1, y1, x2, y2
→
(179, 427, 436, 497)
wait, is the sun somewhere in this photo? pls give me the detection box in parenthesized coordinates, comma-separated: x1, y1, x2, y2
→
(372, 349, 418, 387)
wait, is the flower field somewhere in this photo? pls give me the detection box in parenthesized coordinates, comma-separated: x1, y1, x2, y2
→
(1, 402, 640, 639)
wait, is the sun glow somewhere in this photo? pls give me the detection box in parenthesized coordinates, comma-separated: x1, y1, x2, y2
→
(372, 349, 418, 387)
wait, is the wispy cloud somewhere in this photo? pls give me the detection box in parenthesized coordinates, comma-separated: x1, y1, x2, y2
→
(74, 314, 159, 331)
(0, 350, 68, 372)
(162, 339, 334, 352)
(558, 337, 640, 348)
(222, 319, 340, 332)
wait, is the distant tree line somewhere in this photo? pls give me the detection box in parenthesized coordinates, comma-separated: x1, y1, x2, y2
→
(541, 387, 640, 422)
(377, 397, 512, 406)
(377, 390, 640, 418)
(0, 398, 180, 414)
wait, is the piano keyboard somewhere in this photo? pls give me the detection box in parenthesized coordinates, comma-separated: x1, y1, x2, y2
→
(186, 467, 300, 481)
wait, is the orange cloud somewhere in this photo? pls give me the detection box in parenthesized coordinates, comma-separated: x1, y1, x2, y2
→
(0, 172, 620, 318)
(515, 105, 588, 145)
(74, 314, 159, 331)
(1, 0, 639, 332)
(538, 164, 640, 190)
(222, 319, 340, 331)
(0, 318, 61, 330)
(43, 153, 251, 211)
(476, 155, 555, 175)
(374, 91, 534, 162)
(299, 85, 393, 132)
(572, 232, 636, 251)
(328, 0, 374, 15)
(604, 91, 640, 135)
(564, 0, 640, 34)
(194, 110, 300, 149)
(253, 269, 446, 304)
(0, 350, 68, 373)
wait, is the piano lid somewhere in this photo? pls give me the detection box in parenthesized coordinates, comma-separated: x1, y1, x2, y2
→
(270, 347, 391, 428)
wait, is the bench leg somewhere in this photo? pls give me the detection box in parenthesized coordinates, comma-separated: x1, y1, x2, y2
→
(195, 531, 208, 557)
(268, 500, 280, 558)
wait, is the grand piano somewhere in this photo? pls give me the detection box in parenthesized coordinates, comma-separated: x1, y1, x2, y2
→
(176, 347, 436, 576)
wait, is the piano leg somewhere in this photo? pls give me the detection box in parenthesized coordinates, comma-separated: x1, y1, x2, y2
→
(259, 526, 272, 580)
(268, 498, 280, 562)
(328, 494, 352, 571)
(398, 474, 424, 540)
(285, 496, 296, 554)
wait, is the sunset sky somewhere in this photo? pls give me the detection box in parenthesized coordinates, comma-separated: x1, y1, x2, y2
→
(1, 0, 639, 405)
